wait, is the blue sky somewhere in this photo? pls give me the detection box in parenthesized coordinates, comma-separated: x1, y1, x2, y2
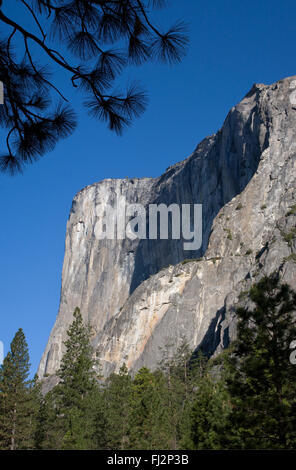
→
(1, 0, 296, 375)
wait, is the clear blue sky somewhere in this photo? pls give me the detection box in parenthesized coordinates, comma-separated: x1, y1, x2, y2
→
(1, 0, 296, 375)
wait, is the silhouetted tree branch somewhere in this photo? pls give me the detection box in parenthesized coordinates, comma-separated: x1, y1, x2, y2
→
(0, 0, 189, 174)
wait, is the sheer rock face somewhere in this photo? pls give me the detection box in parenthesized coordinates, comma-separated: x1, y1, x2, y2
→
(38, 76, 296, 380)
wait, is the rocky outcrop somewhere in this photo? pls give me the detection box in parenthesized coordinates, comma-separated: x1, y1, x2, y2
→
(38, 76, 296, 380)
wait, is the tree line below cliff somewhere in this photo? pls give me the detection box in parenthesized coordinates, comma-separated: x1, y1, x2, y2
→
(1, 274, 296, 450)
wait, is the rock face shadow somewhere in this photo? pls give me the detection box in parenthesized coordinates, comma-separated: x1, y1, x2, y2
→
(130, 85, 267, 295)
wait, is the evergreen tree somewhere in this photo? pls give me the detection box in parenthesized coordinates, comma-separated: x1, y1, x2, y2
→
(49, 307, 100, 449)
(188, 361, 231, 450)
(178, 350, 209, 449)
(157, 341, 183, 449)
(34, 385, 67, 450)
(26, 374, 43, 448)
(34, 392, 54, 450)
(225, 275, 296, 449)
(129, 367, 172, 450)
(158, 339, 209, 449)
(103, 364, 133, 450)
(0, 328, 38, 450)
(89, 386, 109, 450)
(0, 0, 188, 174)
(6, 276, 295, 451)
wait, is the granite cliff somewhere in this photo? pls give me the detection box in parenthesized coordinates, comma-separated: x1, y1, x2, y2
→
(38, 76, 296, 381)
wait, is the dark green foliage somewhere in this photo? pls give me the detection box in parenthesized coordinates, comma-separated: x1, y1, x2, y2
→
(0, 329, 39, 449)
(56, 307, 98, 405)
(36, 307, 101, 449)
(33, 391, 56, 450)
(2, 276, 296, 450)
(103, 364, 133, 449)
(224, 275, 296, 449)
(156, 339, 209, 450)
(129, 367, 172, 449)
(189, 369, 231, 449)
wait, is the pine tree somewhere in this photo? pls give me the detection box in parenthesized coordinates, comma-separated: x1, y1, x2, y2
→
(225, 274, 296, 449)
(34, 393, 53, 450)
(158, 339, 209, 449)
(157, 341, 182, 449)
(49, 307, 100, 449)
(103, 364, 133, 450)
(178, 349, 209, 449)
(26, 374, 43, 448)
(0, 328, 37, 450)
(88, 386, 109, 450)
(33, 387, 61, 450)
(0, 0, 188, 174)
(188, 362, 231, 450)
(129, 367, 172, 450)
